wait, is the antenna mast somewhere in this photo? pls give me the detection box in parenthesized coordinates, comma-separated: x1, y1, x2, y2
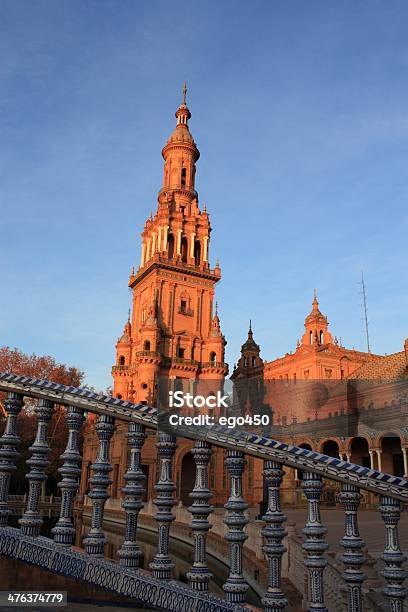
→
(361, 271, 371, 353)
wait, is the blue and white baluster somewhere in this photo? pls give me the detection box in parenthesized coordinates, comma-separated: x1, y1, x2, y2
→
(19, 399, 54, 536)
(379, 495, 407, 612)
(223, 450, 249, 604)
(301, 472, 328, 612)
(83, 414, 115, 556)
(187, 440, 213, 591)
(52, 406, 85, 545)
(149, 432, 177, 580)
(0, 393, 24, 527)
(262, 460, 288, 612)
(118, 422, 147, 568)
(338, 483, 365, 612)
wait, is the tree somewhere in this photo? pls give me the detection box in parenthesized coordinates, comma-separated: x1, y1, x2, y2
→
(0, 347, 85, 495)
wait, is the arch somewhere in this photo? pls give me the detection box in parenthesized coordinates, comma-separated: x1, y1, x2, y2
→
(194, 240, 201, 266)
(309, 331, 313, 345)
(180, 452, 195, 505)
(350, 436, 371, 467)
(167, 233, 175, 259)
(295, 439, 315, 451)
(380, 433, 404, 476)
(181, 237, 188, 263)
(209, 351, 217, 365)
(181, 167, 187, 186)
(252, 356, 256, 368)
(143, 340, 151, 351)
(321, 439, 340, 459)
(118, 355, 125, 366)
(320, 330, 324, 344)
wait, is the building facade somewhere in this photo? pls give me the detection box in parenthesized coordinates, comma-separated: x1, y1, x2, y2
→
(80, 89, 408, 510)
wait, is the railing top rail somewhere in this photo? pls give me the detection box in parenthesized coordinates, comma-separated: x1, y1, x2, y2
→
(0, 372, 157, 426)
(1, 371, 408, 502)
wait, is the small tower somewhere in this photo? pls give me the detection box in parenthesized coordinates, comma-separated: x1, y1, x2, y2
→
(301, 290, 333, 348)
(113, 311, 132, 399)
(231, 321, 263, 379)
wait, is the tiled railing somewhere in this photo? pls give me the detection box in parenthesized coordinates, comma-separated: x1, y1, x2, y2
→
(0, 371, 407, 612)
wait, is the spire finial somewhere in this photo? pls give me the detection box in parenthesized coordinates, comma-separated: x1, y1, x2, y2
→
(128, 308, 131, 324)
(313, 288, 319, 310)
(182, 81, 187, 105)
(215, 301, 218, 316)
(249, 319, 252, 332)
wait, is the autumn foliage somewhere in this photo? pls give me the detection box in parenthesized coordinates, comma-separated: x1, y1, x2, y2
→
(0, 347, 85, 495)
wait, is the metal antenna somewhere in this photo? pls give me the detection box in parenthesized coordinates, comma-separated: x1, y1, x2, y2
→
(360, 271, 371, 353)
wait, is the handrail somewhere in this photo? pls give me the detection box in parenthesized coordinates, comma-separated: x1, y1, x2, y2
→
(1, 370, 407, 611)
(1, 371, 408, 501)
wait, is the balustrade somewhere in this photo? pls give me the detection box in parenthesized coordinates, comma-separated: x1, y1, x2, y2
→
(187, 439, 213, 591)
(262, 460, 288, 612)
(301, 472, 328, 612)
(0, 373, 407, 612)
(19, 398, 54, 536)
(379, 495, 407, 612)
(149, 431, 177, 579)
(118, 422, 147, 567)
(0, 392, 24, 526)
(223, 449, 249, 604)
(52, 405, 85, 545)
(338, 483, 365, 612)
(83, 414, 115, 556)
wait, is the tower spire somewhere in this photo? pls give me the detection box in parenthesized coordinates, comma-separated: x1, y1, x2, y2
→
(313, 288, 319, 311)
(182, 80, 187, 105)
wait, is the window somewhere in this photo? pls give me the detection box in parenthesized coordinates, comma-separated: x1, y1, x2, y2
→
(310, 331, 313, 345)
(167, 233, 175, 259)
(194, 240, 201, 265)
(181, 167, 187, 186)
(243, 356, 248, 367)
(118, 355, 125, 366)
(180, 300, 187, 314)
(320, 330, 324, 344)
(178, 347, 185, 359)
(181, 237, 188, 263)
(210, 352, 216, 365)
(144, 340, 151, 351)
(252, 356, 256, 367)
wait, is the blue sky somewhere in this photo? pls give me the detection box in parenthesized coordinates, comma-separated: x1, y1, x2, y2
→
(1, 1, 407, 389)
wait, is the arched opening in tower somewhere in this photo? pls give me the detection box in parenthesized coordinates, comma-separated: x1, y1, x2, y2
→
(194, 240, 201, 266)
(181, 237, 188, 263)
(167, 233, 175, 259)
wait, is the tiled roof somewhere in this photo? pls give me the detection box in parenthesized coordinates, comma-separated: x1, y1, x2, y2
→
(349, 350, 408, 380)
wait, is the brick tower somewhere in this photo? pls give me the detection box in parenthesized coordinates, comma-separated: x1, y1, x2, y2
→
(113, 83, 228, 404)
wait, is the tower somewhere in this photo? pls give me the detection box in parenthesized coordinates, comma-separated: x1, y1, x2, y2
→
(301, 289, 333, 348)
(231, 321, 263, 378)
(112, 85, 228, 403)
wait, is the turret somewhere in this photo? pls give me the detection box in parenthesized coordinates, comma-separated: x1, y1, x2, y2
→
(301, 290, 333, 347)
